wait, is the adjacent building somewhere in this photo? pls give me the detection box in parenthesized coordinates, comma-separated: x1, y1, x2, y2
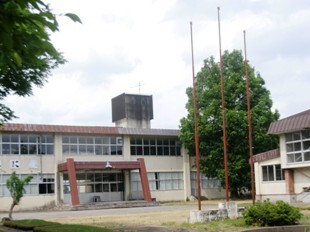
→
(254, 109, 310, 203)
(0, 93, 225, 211)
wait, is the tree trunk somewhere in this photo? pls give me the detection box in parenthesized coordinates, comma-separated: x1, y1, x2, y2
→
(8, 201, 16, 220)
(230, 189, 239, 199)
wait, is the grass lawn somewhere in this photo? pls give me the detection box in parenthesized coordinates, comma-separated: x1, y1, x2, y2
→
(2, 219, 112, 232)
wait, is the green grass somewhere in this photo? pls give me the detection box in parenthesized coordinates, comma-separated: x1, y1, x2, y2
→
(180, 218, 253, 232)
(3, 219, 112, 232)
(300, 214, 310, 225)
(35, 224, 112, 232)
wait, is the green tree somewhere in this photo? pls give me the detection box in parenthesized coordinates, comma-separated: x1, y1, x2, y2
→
(0, 0, 81, 123)
(179, 50, 279, 197)
(6, 171, 33, 219)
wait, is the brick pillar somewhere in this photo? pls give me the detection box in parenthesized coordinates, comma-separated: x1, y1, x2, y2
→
(285, 169, 295, 194)
(137, 158, 152, 202)
(67, 158, 80, 205)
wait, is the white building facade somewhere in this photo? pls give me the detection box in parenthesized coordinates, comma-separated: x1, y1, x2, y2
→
(0, 93, 225, 211)
(254, 109, 310, 203)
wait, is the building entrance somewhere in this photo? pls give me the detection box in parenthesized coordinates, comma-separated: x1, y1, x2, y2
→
(63, 171, 124, 204)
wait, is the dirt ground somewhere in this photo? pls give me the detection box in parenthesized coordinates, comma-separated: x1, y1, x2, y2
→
(44, 201, 251, 231)
(46, 209, 200, 231)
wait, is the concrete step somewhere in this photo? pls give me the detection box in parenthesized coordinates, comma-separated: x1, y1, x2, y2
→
(71, 200, 158, 211)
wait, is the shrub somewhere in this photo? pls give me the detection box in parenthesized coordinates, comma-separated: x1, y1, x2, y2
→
(242, 199, 302, 227)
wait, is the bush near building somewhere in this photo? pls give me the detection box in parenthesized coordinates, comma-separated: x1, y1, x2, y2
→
(243, 199, 302, 226)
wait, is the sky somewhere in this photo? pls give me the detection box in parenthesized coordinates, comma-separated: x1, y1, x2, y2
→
(4, 0, 310, 129)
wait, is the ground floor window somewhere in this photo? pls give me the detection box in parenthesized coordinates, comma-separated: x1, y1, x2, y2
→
(190, 172, 221, 196)
(262, 164, 285, 181)
(130, 171, 184, 199)
(0, 173, 55, 196)
(63, 172, 124, 194)
(148, 172, 183, 190)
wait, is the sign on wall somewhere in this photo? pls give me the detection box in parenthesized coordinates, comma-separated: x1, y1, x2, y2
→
(11, 160, 20, 169)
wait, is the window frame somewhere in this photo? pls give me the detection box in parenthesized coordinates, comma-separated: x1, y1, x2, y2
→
(130, 137, 181, 156)
(62, 135, 123, 156)
(262, 164, 285, 182)
(286, 130, 310, 164)
(0, 134, 54, 155)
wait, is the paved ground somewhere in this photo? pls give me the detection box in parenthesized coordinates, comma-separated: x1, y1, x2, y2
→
(0, 204, 219, 232)
(0, 204, 218, 220)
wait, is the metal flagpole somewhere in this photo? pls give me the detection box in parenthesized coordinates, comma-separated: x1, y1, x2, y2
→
(190, 21, 201, 210)
(217, 7, 229, 202)
(243, 30, 255, 205)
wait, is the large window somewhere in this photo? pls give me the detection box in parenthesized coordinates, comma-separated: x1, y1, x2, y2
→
(190, 172, 221, 196)
(0, 173, 55, 196)
(1, 134, 54, 155)
(130, 137, 181, 156)
(286, 130, 310, 163)
(63, 172, 123, 194)
(130, 172, 184, 199)
(262, 164, 285, 181)
(62, 136, 123, 155)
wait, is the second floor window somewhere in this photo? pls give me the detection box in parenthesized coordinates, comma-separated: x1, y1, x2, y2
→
(286, 130, 310, 163)
(1, 134, 54, 155)
(62, 135, 123, 155)
(130, 137, 181, 156)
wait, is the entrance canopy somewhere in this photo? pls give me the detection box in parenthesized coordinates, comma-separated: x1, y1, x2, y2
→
(58, 160, 141, 171)
(57, 158, 152, 205)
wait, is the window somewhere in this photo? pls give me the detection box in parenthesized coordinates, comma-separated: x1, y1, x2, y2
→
(262, 164, 285, 182)
(130, 171, 183, 196)
(62, 135, 123, 155)
(130, 137, 181, 156)
(63, 172, 123, 194)
(286, 130, 310, 163)
(1, 134, 54, 155)
(0, 173, 55, 196)
(39, 175, 55, 194)
(190, 172, 221, 196)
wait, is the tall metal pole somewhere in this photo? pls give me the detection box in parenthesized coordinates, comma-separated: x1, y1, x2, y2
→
(243, 30, 255, 205)
(190, 21, 201, 210)
(217, 7, 229, 202)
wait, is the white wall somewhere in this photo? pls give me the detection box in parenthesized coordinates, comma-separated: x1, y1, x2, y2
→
(294, 168, 310, 194)
(255, 157, 286, 196)
(0, 195, 55, 211)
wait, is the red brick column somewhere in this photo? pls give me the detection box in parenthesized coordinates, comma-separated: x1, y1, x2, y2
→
(285, 169, 295, 194)
(67, 158, 80, 206)
(137, 158, 152, 202)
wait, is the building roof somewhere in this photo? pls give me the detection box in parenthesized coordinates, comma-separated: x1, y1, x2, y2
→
(253, 149, 280, 163)
(0, 123, 179, 137)
(268, 109, 310, 135)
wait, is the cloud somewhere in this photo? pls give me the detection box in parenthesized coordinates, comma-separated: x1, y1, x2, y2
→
(4, 0, 310, 129)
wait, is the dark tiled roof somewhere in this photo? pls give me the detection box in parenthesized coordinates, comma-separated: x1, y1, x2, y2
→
(0, 123, 179, 136)
(253, 149, 280, 163)
(268, 109, 310, 135)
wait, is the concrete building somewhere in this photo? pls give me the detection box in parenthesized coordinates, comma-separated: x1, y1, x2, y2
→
(0, 93, 225, 211)
(254, 109, 310, 203)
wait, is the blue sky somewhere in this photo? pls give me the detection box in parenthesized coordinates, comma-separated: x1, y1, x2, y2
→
(4, 0, 310, 129)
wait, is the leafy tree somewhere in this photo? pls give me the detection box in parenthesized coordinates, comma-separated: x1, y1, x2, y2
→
(6, 171, 33, 219)
(179, 50, 279, 197)
(0, 0, 81, 123)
